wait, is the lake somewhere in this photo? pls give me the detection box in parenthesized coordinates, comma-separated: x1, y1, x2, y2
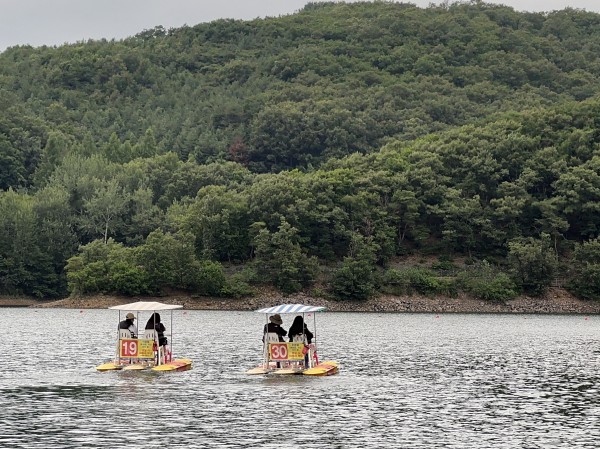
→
(1, 309, 599, 448)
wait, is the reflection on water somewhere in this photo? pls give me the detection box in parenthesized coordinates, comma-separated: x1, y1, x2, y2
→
(1, 310, 599, 448)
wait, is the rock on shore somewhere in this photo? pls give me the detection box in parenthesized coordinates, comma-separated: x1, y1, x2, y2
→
(2, 288, 599, 314)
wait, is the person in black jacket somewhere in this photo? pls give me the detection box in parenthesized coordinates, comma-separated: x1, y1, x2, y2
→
(118, 312, 138, 338)
(145, 312, 168, 346)
(262, 314, 287, 342)
(288, 315, 313, 344)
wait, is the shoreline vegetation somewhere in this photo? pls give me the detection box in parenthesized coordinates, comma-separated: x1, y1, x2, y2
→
(2, 287, 599, 314)
(2, 3, 600, 307)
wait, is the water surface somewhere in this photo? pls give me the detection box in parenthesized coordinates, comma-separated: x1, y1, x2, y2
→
(1, 309, 598, 448)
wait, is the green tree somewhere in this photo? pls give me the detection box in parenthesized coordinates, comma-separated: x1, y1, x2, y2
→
(33, 131, 72, 188)
(33, 184, 79, 294)
(134, 128, 159, 159)
(123, 187, 164, 243)
(567, 237, 600, 300)
(0, 135, 26, 190)
(331, 233, 380, 300)
(436, 190, 495, 257)
(183, 186, 250, 261)
(553, 157, 600, 239)
(134, 229, 201, 292)
(253, 218, 318, 294)
(0, 190, 54, 296)
(507, 233, 557, 296)
(134, 230, 178, 291)
(65, 239, 150, 295)
(102, 133, 128, 164)
(187, 260, 227, 296)
(81, 179, 130, 243)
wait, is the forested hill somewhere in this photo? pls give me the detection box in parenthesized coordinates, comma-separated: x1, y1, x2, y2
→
(3, 1, 600, 183)
(1, 1, 600, 302)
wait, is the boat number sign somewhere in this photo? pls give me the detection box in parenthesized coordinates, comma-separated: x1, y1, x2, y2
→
(268, 342, 305, 361)
(119, 338, 154, 359)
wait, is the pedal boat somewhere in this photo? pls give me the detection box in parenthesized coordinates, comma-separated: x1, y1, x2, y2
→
(246, 303, 339, 376)
(96, 301, 192, 372)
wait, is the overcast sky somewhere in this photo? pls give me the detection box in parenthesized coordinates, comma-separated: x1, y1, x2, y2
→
(1, 0, 599, 52)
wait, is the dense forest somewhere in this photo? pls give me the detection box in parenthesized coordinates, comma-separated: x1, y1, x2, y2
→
(1, 1, 600, 302)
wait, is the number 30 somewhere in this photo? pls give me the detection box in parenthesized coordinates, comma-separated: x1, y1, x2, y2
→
(271, 344, 288, 359)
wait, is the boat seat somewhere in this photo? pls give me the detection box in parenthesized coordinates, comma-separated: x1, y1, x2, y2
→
(143, 329, 157, 340)
(119, 329, 133, 339)
(290, 335, 310, 368)
(265, 332, 280, 343)
(143, 329, 166, 364)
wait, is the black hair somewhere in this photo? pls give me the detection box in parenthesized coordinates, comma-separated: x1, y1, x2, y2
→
(288, 315, 305, 337)
(145, 312, 161, 330)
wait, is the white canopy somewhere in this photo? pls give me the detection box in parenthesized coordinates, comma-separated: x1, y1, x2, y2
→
(109, 301, 183, 311)
(256, 304, 326, 314)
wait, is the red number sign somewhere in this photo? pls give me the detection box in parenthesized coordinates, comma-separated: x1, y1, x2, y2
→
(268, 342, 305, 361)
(120, 339, 138, 357)
(269, 343, 288, 361)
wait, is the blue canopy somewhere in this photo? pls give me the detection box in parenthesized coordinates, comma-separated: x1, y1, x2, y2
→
(256, 304, 326, 314)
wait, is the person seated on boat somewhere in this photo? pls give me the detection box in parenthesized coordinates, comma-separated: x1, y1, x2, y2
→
(118, 313, 138, 338)
(288, 315, 313, 367)
(288, 315, 313, 344)
(262, 314, 287, 342)
(145, 312, 168, 347)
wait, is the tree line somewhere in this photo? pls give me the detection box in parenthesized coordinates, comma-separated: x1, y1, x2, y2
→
(0, 2, 599, 301)
(1, 99, 600, 300)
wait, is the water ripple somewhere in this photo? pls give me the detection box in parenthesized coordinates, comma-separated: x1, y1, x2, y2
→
(1, 310, 599, 448)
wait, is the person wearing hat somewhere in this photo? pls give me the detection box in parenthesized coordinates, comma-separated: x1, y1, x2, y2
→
(118, 312, 138, 338)
(262, 314, 287, 342)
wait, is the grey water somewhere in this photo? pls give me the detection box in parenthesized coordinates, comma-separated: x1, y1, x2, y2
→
(1, 309, 599, 448)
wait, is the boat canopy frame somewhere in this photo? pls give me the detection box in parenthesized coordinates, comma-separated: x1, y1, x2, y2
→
(110, 301, 182, 366)
(256, 303, 326, 369)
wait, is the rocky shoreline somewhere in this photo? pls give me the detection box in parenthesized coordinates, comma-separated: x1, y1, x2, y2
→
(1, 287, 599, 314)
